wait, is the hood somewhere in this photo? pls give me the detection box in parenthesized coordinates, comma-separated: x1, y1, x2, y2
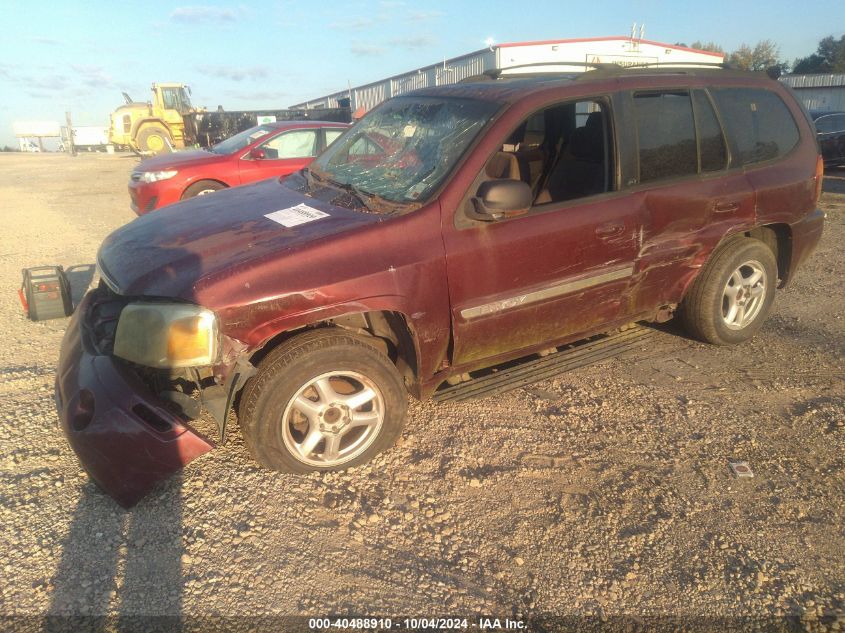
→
(135, 149, 223, 172)
(98, 178, 378, 301)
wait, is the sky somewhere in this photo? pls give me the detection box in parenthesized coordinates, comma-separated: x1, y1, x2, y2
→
(1, 0, 842, 148)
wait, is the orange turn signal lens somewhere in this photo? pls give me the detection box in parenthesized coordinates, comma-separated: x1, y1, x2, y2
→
(166, 313, 217, 365)
(814, 154, 824, 204)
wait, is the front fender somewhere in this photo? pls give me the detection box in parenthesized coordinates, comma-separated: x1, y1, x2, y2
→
(242, 295, 441, 383)
(209, 202, 451, 384)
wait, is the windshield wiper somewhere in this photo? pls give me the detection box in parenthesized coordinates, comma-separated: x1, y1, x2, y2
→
(301, 166, 323, 191)
(326, 178, 378, 213)
(303, 167, 376, 212)
(302, 166, 340, 196)
(302, 168, 408, 214)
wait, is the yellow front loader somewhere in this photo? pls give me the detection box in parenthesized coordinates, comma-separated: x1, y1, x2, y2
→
(108, 83, 200, 154)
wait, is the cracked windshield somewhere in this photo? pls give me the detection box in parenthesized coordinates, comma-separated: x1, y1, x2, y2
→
(309, 96, 499, 206)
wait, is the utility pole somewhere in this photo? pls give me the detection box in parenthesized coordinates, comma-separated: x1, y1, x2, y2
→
(65, 111, 76, 156)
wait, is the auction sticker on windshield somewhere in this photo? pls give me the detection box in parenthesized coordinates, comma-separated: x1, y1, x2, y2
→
(265, 204, 330, 228)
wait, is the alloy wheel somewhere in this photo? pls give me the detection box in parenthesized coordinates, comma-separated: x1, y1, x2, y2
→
(721, 260, 767, 330)
(281, 371, 385, 467)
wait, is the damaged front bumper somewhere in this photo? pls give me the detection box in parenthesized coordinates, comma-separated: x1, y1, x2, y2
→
(55, 291, 214, 507)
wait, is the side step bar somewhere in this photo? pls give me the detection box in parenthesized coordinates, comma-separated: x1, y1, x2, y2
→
(432, 326, 656, 403)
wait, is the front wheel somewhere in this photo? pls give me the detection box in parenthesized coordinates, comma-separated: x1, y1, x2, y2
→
(238, 329, 408, 473)
(136, 126, 172, 154)
(681, 237, 777, 345)
(181, 180, 226, 199)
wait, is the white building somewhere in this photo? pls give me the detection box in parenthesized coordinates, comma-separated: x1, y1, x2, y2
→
(292, 36, 725, 114)
(12, 121, 61, 153)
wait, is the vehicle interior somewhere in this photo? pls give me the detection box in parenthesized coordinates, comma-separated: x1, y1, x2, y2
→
(481, 99, 614, 207)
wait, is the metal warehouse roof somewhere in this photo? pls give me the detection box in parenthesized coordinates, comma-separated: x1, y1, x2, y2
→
(780, 74, 845, 89)
(291, 36, 724, 111)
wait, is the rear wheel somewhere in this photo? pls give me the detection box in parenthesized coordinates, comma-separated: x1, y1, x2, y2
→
(181, 180, 226, 199)
(681, 237, 777, 345)
(238, 329, 407, 473)
(136, 126, 172, 154)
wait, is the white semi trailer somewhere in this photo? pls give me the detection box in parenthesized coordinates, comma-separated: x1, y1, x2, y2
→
(68, 126, 109, 151)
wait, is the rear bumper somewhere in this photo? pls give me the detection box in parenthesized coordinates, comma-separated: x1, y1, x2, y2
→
(785, 207, 825, 285)
(56, 292, 213, 507)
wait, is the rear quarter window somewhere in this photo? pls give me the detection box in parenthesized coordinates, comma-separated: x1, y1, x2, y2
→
(711, 88, 800, 166)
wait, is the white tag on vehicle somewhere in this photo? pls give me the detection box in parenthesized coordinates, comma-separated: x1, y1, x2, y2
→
(265, 204, 330, 227)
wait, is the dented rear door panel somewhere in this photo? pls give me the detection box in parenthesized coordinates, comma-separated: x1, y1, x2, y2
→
(630, 171, 756, 313)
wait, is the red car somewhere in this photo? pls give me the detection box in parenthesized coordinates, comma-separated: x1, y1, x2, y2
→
(128, 121, 349, 214)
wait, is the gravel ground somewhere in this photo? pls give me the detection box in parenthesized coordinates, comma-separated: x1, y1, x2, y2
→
(0, 153, 843, 631)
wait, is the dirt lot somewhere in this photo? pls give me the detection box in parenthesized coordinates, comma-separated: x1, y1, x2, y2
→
(0, 152, 843, 630)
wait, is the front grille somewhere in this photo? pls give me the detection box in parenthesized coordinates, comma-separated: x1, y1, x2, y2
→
(80, 287, 211, 420)
(84, 284, 129, 355)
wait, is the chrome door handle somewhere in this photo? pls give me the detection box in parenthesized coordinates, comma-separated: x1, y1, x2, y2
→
(714, 201, 740, 213)
(596, 222, 625, 238)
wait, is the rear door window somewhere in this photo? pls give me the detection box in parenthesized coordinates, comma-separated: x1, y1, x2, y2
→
(711, 88, 799, 166)
(634, 91, 698, 183)
(693, 90, 728, 172)
(325, 128, 345, 146)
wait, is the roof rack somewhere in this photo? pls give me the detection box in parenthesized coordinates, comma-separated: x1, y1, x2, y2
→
(479, 61, 619, 80)
(461, 60, 734, 83)
(606, 61, 732, 71)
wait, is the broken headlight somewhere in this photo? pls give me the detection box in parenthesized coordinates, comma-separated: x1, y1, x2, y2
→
(113, 303, 219, 368)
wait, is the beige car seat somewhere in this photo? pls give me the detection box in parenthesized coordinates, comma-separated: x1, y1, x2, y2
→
(484, 151, 521, 181)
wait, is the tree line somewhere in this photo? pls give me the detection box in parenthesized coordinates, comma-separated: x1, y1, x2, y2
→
(678, 34, 845, 75)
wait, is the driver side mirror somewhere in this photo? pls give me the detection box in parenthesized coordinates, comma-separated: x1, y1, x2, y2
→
(249, 148, 266, 160)
(467, 179, 532, 222)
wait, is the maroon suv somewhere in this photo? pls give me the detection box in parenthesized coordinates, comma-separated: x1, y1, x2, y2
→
(57, 66, 825, 506)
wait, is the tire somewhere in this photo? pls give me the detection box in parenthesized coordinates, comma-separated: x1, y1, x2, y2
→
(238, 329, 408, 473)
(181, 180, 226, 199)
(681, 237, 777, 345)
(136, 126, 172, 154)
